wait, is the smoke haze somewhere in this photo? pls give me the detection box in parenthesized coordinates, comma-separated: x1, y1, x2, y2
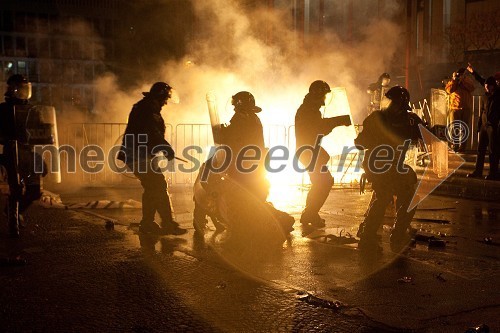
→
(93, 0, 403, 127)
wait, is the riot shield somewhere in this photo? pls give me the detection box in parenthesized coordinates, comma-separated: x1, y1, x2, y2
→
(14, 105, 61, 183)
(430, 89, 448, 126)
(206, 91, 222, 144)
(321, 87, 357, 157)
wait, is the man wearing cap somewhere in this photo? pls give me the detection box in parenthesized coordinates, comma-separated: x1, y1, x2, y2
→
(295, 80, 351, 229)
(119, 82, 186, 235)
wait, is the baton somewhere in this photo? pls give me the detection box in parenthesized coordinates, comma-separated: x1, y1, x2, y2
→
(174, 156, 188, 163)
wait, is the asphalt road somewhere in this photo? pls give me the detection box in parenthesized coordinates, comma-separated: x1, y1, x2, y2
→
(1, 184, 499, 332)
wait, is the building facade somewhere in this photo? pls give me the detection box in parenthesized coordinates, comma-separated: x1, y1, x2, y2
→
(0, 0, 121, 116)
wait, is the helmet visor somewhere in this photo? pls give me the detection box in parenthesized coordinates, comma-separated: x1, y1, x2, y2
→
(14, 82, 32, 100)
(168, 88, 180, 104)
(324, 91, 333, 106)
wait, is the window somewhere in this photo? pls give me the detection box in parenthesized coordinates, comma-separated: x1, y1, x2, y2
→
(39, 61, 51, 82)
(27, 61, 37, 82)
(39, 38, 50, 57)
(3, 35, 14, 56)
(2, 11, 13, 31)
(14, 12, 26, 32)
(15, 37, 26, 57)
(84, 64, 93, 82)
(17, 61, 27, 76)
(27, 37, 37, 57)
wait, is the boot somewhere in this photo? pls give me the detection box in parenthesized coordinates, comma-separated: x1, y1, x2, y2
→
(162, 221, 188, 236)
(7, 198, 20, 238)
(390, 229, 413, 253)
(139, 221, 168, 235)
(357, 236, 382, 254)
(300, 211, 325, 228)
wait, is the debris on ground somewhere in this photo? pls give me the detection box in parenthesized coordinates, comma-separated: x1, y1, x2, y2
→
(297, 292, 342, 311)
(0, 256, 27, 267)
(428, 239, 446, 249)
(397, 276, 413, 283)
(105, 220, 115, 230)
(216, 282, 226, 289)
(416, 207, 456, 211)
(435, 273, 446, 282)
(464, 324, 490, 333)
(414, 217, 451, 224)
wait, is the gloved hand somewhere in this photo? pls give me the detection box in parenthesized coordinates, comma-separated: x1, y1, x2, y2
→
(164, 148, 175, 161)
(153, 144, 175, 161)
(337, 115, 352, 127)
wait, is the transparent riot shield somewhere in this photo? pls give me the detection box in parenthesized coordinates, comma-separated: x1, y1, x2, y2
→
(320, 87, 357, 157)
(430, 89, 448, 126)
(14, 105, 61, 183)
(431, 140, 448, 179)
(206, 91, 222, 144)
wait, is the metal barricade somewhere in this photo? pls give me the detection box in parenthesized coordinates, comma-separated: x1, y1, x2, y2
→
(58, 123, 173, 186)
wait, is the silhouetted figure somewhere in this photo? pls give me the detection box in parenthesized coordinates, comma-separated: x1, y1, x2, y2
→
(119, 82, 186, 235)
(355, 86, 423, 253)
(445, 68, 475, 152)
(295, 80, 351, 229)
(193, 91, 294, 245)
(467, 76, 500, 180)
(0, 75, 45, 237)
(367, 73, 392, 113)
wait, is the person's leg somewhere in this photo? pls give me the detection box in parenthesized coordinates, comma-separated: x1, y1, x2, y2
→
(4, 152, 21, 237)
(301, 165, 334, 227)
(391, 171, 418, 251)
(134, 171, 157, 225)
(459, 107, 471, 151)
(469, 127, 488, 177)
(486, 126, 499, 179)
(358, 177, 393, 251)
(19, 183, 42, 214)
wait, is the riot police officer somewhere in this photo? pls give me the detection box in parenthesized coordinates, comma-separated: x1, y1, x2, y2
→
(355, 86, 423, 253)
(367, 73, 392, 113)
(0, 74, 43, 237)
(295, 80, 351, 229)
(119, 82, 186, 235)
(193, 91, 294, 243)
(221, 91, 269, 199)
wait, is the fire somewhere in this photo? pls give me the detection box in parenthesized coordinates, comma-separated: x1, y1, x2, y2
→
(260, 87, 362, 205)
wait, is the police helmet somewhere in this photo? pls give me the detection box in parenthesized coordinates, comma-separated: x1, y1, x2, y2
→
(380, 73, 391, 80)
(308, 80, 331, 96)
(385, 86, 410, 109)
(5, 74, 32, 100)
(143, 82, 173, 101)
(231, 91, 262, 113)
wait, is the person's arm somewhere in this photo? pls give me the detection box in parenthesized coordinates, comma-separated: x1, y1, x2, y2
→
(467, 63, 486, 86)
(445, 79, 457, 94)
(148, 115, 175, 159)
(320, 115, 352, 135)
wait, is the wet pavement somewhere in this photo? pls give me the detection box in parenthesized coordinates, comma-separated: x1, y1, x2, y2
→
(1, 183, 499, 332)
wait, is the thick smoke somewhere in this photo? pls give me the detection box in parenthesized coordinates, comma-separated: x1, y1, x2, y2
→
(94, 0, 403, 126)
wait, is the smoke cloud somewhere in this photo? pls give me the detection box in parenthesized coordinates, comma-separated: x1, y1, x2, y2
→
(94, 0, 403, 127)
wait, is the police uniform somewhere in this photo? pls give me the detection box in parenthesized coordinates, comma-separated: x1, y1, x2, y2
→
(355, 93, 423, 252)
(119, 82, 184, 235)
(0, 75, 44, 237)
(295, 82, 351, 227)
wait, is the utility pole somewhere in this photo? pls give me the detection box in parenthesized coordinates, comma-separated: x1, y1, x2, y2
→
(405, 0, 412, 89)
